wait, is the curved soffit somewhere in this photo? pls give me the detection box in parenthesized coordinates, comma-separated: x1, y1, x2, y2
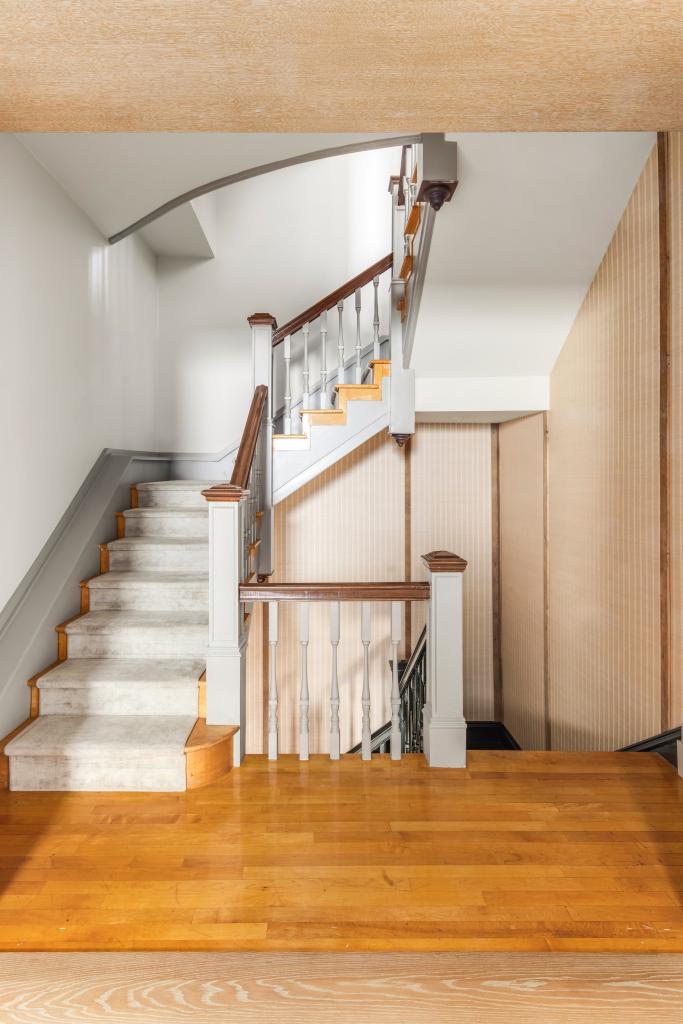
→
(108, 134, 418, 244)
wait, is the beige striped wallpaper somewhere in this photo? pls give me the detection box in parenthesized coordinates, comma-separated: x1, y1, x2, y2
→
(669, 131, 683, 729)
(410, 424, 494, 721)
(548, 145, 661, 751)
(245, 424, 494, 753)
(498, 414, 547, 749)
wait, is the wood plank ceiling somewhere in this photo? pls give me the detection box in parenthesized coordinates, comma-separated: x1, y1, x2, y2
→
(1, 0, 682, 131)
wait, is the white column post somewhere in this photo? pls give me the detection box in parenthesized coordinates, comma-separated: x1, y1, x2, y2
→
(248, 313, 276, 581)
(422, 550, 468, 768)
(203, 485, 249, 766)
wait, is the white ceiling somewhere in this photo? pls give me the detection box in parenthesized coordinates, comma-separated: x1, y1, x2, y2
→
(414, 132, 655, 378)
(15, 132, 398, 241)
(14, 129, 656, 388)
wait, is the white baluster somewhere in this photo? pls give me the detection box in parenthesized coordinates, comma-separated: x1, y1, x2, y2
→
(336, 299, 345, 388)
(320, 310, 329, 408)
(360, 602, 372, 760)
(302, 321, 310, 410)
(390, 601, 402, 760)
(299, 602, 310, 761)
(329, 601, 341, 760)
(372, 275, 381, 361)
(354, 288, 362, 384)
(283, 333, 293, 434)
(268, 601, 279, 760)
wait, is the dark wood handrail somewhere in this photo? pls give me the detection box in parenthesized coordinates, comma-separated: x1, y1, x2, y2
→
(230, 385, 268, 489)
(240, 581, 430, 602)
(272, 253, 393, 346)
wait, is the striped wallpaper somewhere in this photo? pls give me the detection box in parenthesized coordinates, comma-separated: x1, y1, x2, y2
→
(499, 414, 547, 749)
(548, 145, 661, 751)
(670, 130, 683, 728)
(245, 424, 494, 753)
(410, 424, 494, 721)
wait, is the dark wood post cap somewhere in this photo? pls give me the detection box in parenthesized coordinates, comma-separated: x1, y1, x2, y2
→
(247, 313, 278, 327)
(422, 550, 467, 572)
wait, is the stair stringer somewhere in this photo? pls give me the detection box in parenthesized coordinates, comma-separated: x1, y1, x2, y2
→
(272, 379, 390, 504)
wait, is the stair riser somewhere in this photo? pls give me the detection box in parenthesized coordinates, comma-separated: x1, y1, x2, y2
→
(39, 685, 198, 717)
(137, 489, 211, 510)
(108, 547, 208, 572)
(10, 755, 187, 792)
(67, 633, 208, 659)
(123, 514, 208, 539)
(89, 586, 208, 612)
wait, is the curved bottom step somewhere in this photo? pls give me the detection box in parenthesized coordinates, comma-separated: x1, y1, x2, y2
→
(184, 721, 239, 789)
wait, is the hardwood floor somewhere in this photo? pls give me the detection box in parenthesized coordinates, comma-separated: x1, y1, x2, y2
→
(2, 952, 683, 1023)
(1, 752, 683, 952)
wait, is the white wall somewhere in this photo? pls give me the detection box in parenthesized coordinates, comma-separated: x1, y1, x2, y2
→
(0, 135, 159, 610)
(412, 132, 656, 401)
(156, 147, 398, 452)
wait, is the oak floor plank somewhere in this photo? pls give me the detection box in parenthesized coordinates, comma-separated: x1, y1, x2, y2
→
(0, 752, 682, 952)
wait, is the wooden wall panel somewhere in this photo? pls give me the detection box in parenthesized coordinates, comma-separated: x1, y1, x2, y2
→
(548, 146, 661, 751)
(669, 130, 683, 728)
(410, 424, 494, 721)
(4, 2, 683, 131)
(498, 414, 547, 749)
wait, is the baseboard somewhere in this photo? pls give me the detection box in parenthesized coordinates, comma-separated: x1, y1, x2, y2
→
(618, 726, 681, 767)
(467, 721, 521, 751)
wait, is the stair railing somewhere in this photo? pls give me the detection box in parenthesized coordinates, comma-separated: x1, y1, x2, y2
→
(202, 379, 271, 766)
(349, 625, 427, 756)
(388, 135, 459, 443)
(270, 253, 393, 434)
(240, 551, 468, 767)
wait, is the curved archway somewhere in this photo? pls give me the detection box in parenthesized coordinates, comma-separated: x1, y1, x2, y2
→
(108, 134, 418, 244)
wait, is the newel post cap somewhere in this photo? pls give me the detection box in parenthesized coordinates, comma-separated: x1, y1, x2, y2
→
(247, 313, 278, 328)
(422, 550, 467, 573)
(202, 484, 248, 503)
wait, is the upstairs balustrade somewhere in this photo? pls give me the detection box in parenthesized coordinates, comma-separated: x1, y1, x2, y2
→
(271, 253, 393, 435)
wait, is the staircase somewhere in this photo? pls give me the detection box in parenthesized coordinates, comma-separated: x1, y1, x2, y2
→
(2, 136, 462, 789)
(5, 482, 236, 791)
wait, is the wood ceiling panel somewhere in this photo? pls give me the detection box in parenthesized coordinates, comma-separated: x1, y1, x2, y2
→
(1, 0, 682, 131)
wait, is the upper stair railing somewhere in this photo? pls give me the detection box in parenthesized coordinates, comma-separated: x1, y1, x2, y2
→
(272, 253, 393, 434)
(388, 135, 458, 443)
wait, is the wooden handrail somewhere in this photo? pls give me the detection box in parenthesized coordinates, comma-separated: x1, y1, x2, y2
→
(240, 581, 430, 602)
(230, 385, 268, 489)
(272, 253, 393, 346)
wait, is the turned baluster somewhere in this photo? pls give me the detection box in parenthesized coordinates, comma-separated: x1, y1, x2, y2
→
(299, 602, 310, 761)
(283, 333, 293, 434)
(361, 602, 372, 760)
(329, 601, 341, 760)
(372, 275, 380, 361)
(390, 601, 402, 760)
(320, 310, 329, 409)
(302, 322, 310, 410)
(336, 299, 345, 388)
(354, 288, 362, 384)
(268, 601, 279, 760)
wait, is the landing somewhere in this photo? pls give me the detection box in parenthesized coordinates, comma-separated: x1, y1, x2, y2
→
(1, 752, 682, 951)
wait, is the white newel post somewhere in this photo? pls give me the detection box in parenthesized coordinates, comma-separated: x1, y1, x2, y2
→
(422, 550, 468, 768)
(203, 485, 249, 766)
(248, 313, 276, 580)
